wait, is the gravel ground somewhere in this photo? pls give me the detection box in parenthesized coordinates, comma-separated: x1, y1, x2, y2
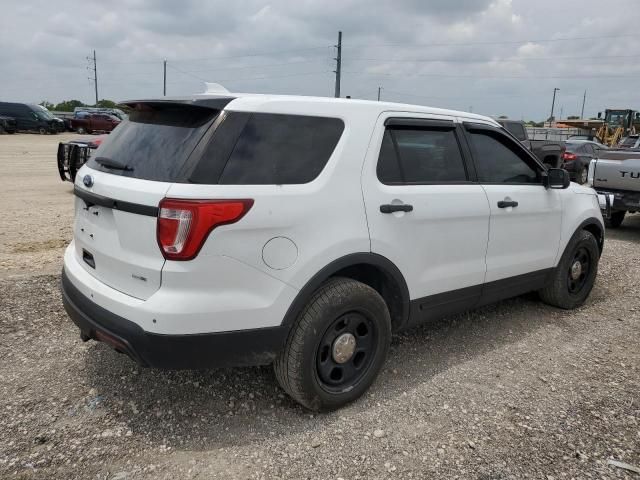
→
(0, 133, 639, 479)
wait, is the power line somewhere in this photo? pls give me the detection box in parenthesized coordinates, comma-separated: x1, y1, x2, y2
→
(347, 53, 640, 64)
(350, 33, 640, 49)
(342, 71, 640, 80)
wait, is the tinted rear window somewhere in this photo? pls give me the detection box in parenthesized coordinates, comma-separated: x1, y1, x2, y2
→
(86, 103, 220, 182)
(190, 112, 344, 185)
(502, 122, 527, 141)
(220, 113, 344, 184)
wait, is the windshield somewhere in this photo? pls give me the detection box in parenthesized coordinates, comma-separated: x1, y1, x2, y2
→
(32, 105, 54, 120)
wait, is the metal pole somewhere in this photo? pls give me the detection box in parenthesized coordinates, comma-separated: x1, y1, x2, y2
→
(549, 87, 559, 126)
(93, 50, 99, 106)
(581, 90, 586, 118)
(377, 86, 381, 101)
(334, 31, 342, 98)
(163, 59, 167, 96)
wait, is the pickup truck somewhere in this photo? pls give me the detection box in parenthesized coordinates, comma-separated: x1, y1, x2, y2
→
(70, 113, 120, 134)
(498, 119, 564, 168)
(588, 149, 640, 227)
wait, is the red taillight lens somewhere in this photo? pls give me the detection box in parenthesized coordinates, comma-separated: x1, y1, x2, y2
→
(157, 199, 253, 260)
(562, 152, 577, 161)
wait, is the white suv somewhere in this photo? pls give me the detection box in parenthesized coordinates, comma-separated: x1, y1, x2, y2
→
(62, 93, 605, 411)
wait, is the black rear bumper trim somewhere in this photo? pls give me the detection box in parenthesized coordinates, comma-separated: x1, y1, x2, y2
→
(61, 269, 288, 369)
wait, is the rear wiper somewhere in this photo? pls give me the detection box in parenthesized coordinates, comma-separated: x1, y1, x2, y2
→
(95, 156, 134, 171)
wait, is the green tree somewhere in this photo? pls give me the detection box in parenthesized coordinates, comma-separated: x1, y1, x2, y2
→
(54, 100, 86, 112)
(39, 100, 55, 110)
(498, 115, 509, 119)
(96, 99, 117, 108)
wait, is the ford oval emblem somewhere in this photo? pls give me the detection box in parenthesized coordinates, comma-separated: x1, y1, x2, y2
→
(83, 174, 94, 188)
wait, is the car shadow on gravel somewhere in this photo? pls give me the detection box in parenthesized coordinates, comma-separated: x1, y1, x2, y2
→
(605, 213, 640, 244)
(81, 288, 587, 452)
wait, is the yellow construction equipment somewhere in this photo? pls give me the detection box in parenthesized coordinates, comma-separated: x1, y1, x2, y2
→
(596, 109, 639, 146)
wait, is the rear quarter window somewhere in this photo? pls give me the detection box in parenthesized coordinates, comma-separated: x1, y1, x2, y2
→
(216, 113, 344, 185)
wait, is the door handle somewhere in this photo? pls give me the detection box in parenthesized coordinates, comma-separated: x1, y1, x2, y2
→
(380, 204, 413, 214)
(497, 200, 518, 208)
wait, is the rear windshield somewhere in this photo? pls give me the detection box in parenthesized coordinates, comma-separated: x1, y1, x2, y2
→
(620, 136, 638, 147)
(86, 103, 219, 182)
(502, 122, 527, 141)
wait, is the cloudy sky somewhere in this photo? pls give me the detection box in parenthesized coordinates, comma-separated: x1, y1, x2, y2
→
(1, 0, 638, 120)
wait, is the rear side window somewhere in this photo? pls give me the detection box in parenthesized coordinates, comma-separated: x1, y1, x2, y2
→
(503, 122, 527, 141)
(87, 103, 220, 182)
(377, 127, 467, 184)
(217, 113, 344, 185)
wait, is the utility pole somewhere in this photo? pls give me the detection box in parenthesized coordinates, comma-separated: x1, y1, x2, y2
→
(334, 31, 342, 98)
(163, 59, 167, 96)
(560, 106, 563, 121)
(549, 87, 560, 126)
(581, 90, 586, 119)
(87, 50, 99, 106)
(377, 86, 381, 101)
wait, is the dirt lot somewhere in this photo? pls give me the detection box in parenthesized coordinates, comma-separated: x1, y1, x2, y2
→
(0, 133, 639, 479)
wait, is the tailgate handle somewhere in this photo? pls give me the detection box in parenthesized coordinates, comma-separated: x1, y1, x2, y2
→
(82, 249, 96, 269)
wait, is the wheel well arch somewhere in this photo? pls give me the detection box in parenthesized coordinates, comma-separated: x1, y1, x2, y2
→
(281, 253, 410, 332)
(578, 218, 604, 253)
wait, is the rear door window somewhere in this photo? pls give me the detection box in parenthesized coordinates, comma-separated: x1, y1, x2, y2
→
(217, 113, 344, 185)
(377, 126, 467, 184)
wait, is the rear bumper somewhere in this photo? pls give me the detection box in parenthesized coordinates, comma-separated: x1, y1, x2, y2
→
(61, 268, 288, 369)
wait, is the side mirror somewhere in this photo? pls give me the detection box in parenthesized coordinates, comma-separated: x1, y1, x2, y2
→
(597, 112, 602, 119)
(544, 168, 570, 189)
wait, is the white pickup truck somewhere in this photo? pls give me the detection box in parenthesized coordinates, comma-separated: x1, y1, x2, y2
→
(589, 149, 640, 227)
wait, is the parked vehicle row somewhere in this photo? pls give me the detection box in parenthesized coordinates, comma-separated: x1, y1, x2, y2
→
(60, 93, 605, 411)
(0, 102, 64, 134)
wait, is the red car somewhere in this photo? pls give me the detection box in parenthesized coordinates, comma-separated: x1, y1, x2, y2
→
(70, 113, 120, 134)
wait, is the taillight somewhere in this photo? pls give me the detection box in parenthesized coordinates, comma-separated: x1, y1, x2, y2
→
(157, 199, 253, 260)
(562, 152, 577, 161)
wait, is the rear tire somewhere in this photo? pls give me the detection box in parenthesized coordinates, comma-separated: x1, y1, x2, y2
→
(578, 167, 588, 184)
(76, 127, 86, 134)
(606, 210, 625, 228)
(539, 230, 599, 309)
(274, 277, 391, 411)
(38, 127, 47, 135)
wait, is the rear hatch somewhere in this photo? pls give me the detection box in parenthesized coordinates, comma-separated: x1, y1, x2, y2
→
(593, 150, 640, 192)
(72, 99, 230, 300)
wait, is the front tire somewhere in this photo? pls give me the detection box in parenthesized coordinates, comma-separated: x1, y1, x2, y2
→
(606, 210, 625, 228)
(274, 277, 391, 411)
(539, 230, 599, 309)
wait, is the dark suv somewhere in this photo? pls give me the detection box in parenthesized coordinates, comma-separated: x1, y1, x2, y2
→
(0, 102, 64, 134)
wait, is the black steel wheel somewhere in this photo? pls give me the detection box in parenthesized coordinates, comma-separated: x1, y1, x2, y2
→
(274, 277, 391, 411)
(539, 229, 599, 309)
(315, 312, 377, 393)
(567, 246, 590, 294)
